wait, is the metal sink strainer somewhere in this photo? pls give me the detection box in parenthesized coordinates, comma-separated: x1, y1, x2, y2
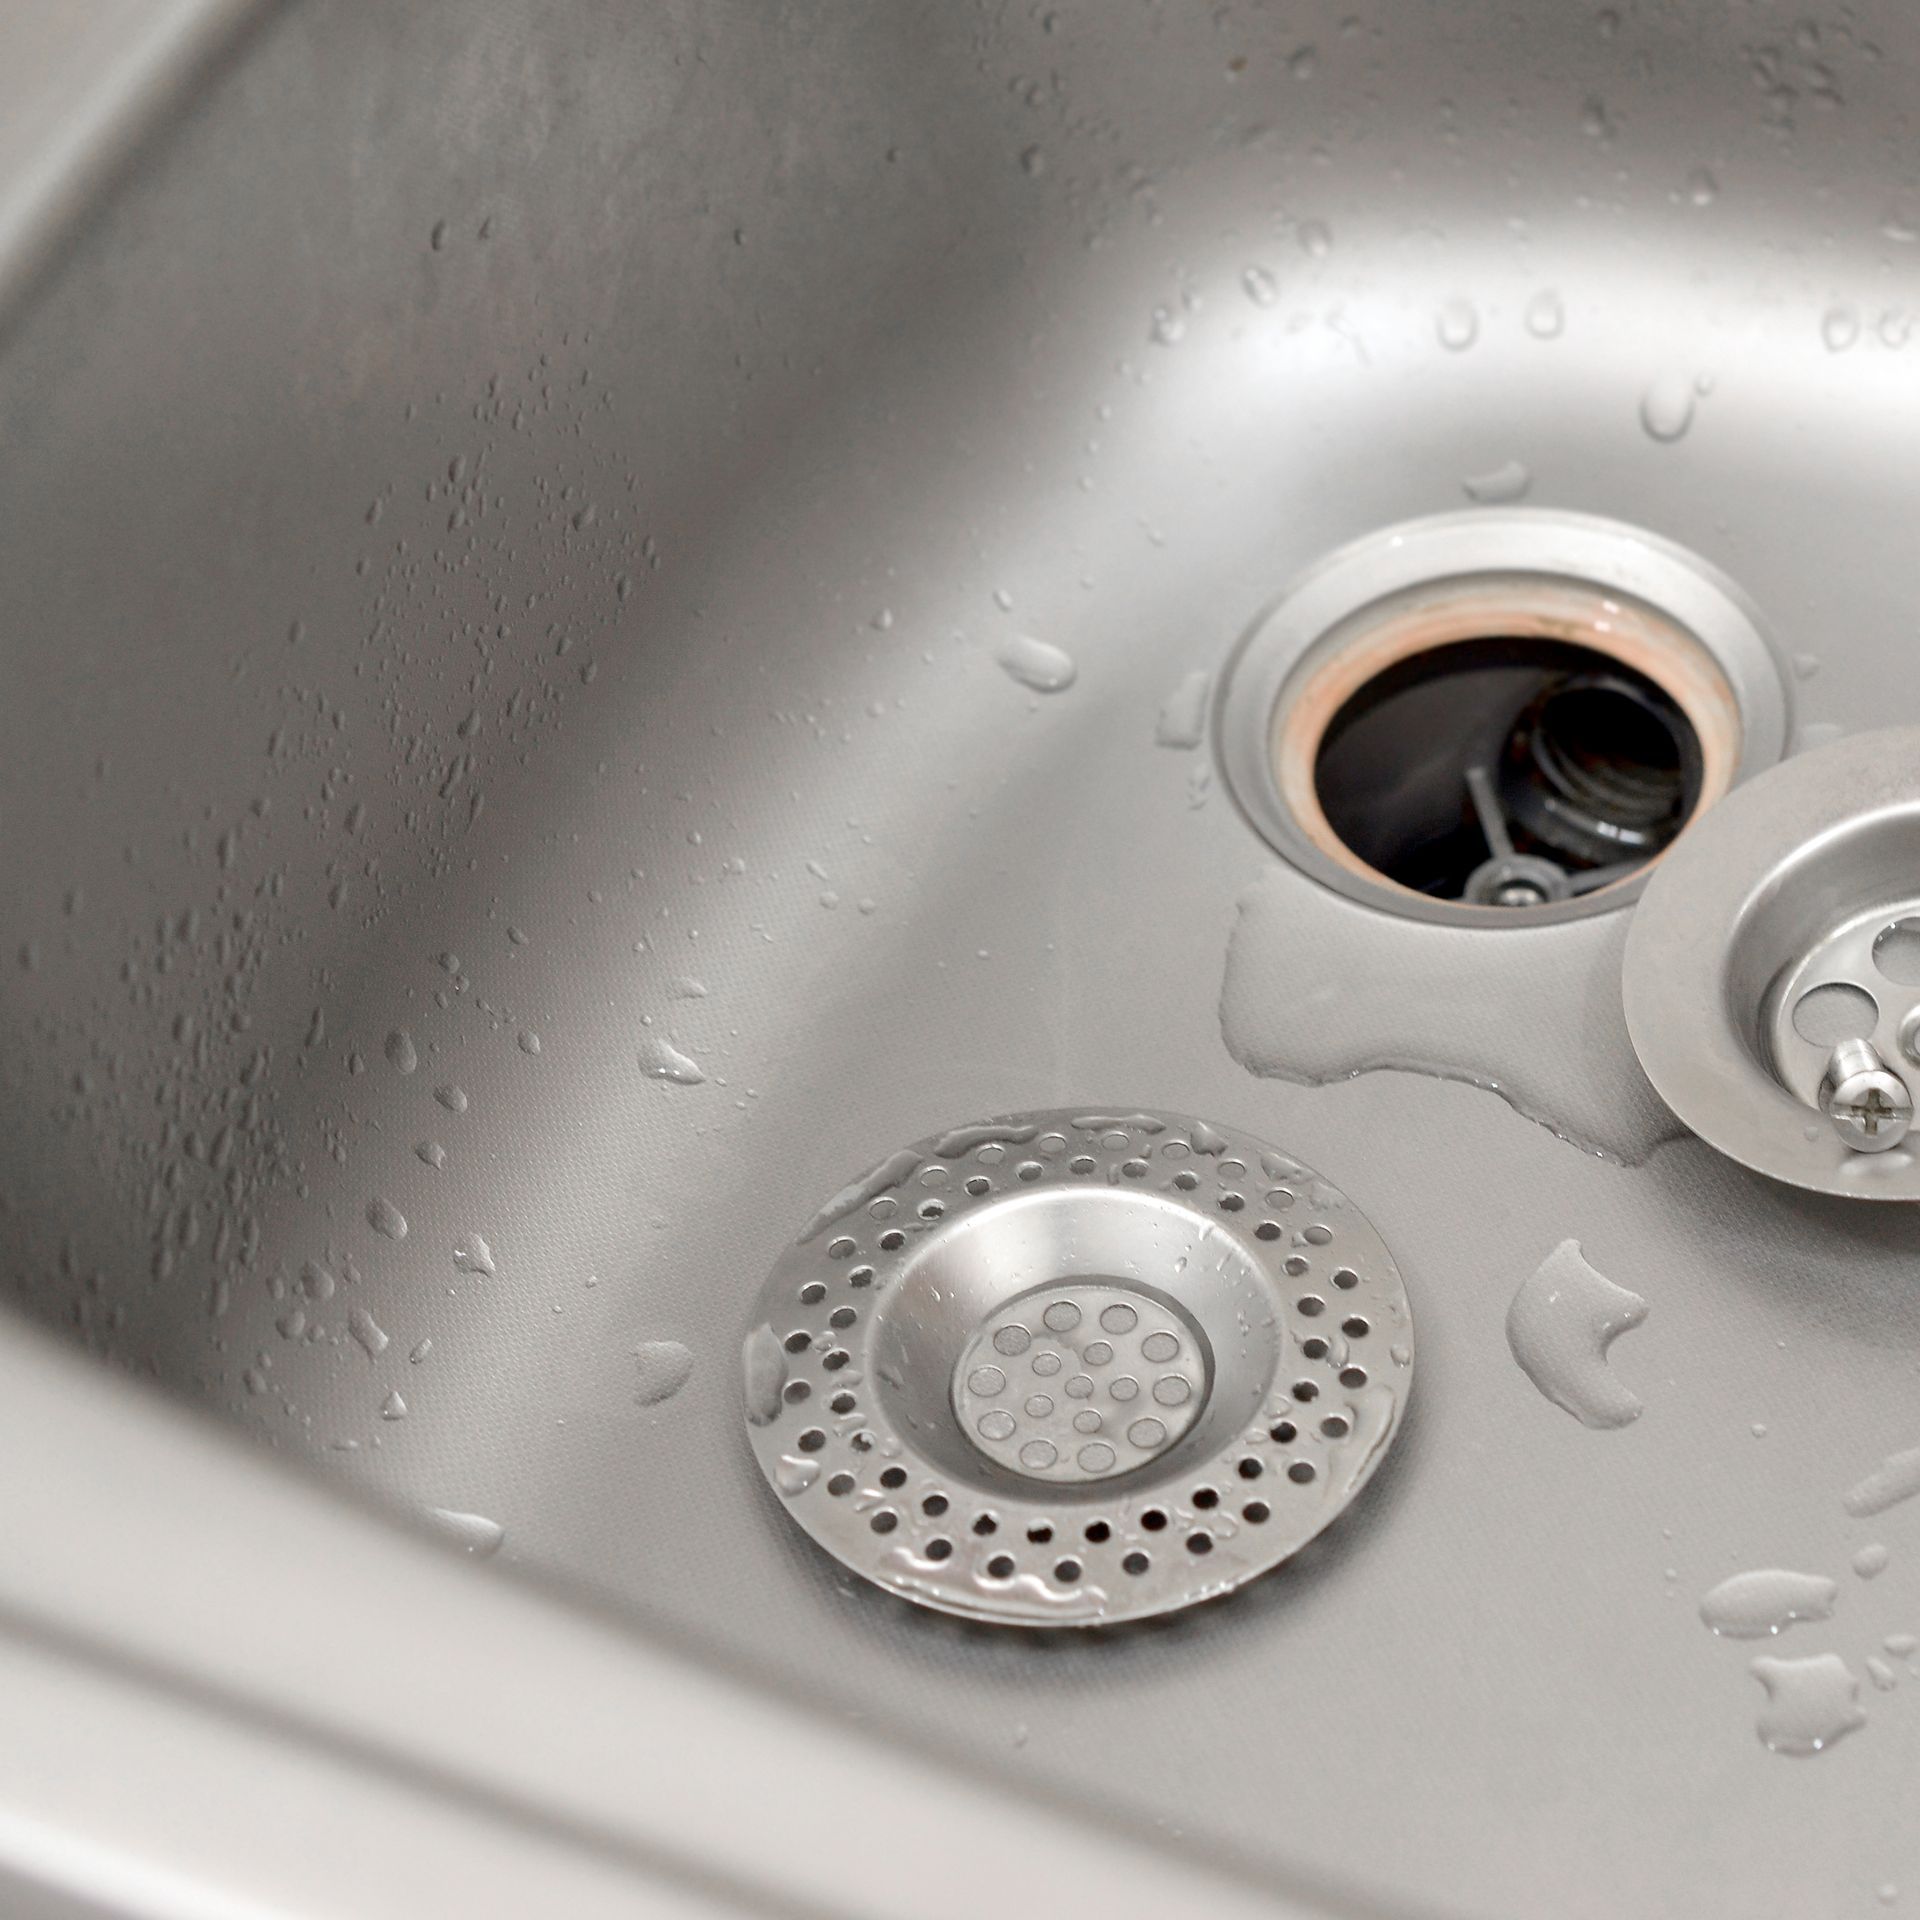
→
(742, 1110, 1413, 1626)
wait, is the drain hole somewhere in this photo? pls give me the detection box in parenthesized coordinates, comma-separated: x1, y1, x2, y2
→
(1792, 981, 1879, 1047)
(1314, 642, 1701, 910)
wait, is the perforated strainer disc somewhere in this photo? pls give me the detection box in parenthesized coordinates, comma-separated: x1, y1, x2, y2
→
(742, 1110, 1414, 1627)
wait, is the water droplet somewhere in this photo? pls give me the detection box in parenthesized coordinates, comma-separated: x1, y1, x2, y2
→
(634, 1339, 695, 1406)
(1855, 1542, 1891, 1580)
(1436, 299, 1479, 351)
(1155, 670, 1212, 749)
(517, 1029, 541, 1056)
(638, 1033, 705, 1084)
(1242, 264, 1279, 308)
(776, 1454, 819, 1495)
(1149, 306, 1186, 347)
(452, 1233, 495, 1276)
(381, 1389, 408, 1420)
(1845, 1447, 1920, 1517)
(1822, 305, 1861, 352)
(1750, 1653, 1866, 1756)
(385, 1028, 418, 1074)
(1019, 144, 1046, 176)
(1461, 459, 1531, 504)
(435, 1084, 469, 1113)
(995, 634, 1077, 693)
(1883, 212, 1918, 244)
(1684, 167, 1718, 205)
(429, 218, 449, 251)
(1505, 1240, 1648, 1428)
(417, 1141, 447, 1170)
(1639, 373, 1696, 443)
(425, 1508, 505, 1556)
(349, 1304, 389, 1359)
(367, 1197, 408, 1241)
(1867, 1655, 1900, 1692)
(1524, 289, 1565, 339)
(742, 1325, 787, 1424)
(1297, 219, 1331, 258)
(302, 1261, 337, 1302)
(1699, 1569, 1838, 1638)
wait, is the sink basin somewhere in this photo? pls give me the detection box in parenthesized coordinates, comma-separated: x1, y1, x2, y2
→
(4, 2, 1920, 1914)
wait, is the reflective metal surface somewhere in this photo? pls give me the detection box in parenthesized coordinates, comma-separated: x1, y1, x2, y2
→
(5, 2, 1920, 1914)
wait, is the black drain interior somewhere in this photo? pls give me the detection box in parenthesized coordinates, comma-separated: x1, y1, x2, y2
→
(1313, 637, 1703, 907)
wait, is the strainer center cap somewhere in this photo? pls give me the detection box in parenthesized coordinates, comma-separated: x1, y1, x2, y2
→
(952, 1282, 1210, 1482)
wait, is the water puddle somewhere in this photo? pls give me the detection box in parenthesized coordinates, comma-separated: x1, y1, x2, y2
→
(742, 1324, 786, 1424)
(1221, 875, 1683, 1163)
(1699, 1569, 1838, 1639)
(1154, 670, 1212, 748)
(1750, 1653, 1866, 1756)
(1505, 1239, 1648, 1428)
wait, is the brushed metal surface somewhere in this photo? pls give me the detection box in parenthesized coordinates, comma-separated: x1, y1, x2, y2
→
(4, 2, 1920, 1915)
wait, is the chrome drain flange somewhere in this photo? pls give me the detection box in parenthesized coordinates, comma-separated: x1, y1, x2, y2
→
(742, 1109, 1413, 1627)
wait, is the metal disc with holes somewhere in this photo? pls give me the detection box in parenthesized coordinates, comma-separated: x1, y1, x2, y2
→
(742, 1110, 1413, 1627)
(1624, 726, 1920, 1199)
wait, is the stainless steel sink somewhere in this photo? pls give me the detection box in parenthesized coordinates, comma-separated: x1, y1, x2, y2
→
(5, 2, 1920, 1914)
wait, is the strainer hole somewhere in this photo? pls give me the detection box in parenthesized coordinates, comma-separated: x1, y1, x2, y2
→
(798, 1428, 826, 1452)
(848, 1266, 874, 1288)
(1302, 1337, 1330, 1360)
(972, 1514, 999, 1537)
(1084, 1520, 1112, 1543)
(1791, 981, 1880, 1047)
(782, 1330, 811, 1354)
(869, 1510, 898, 1534)
(986, 1554, 1016, 1579)
(1293, 1379, 1320, 1401)
(1142, 1508, 1169, 1532)
(1219, 1193, 1245, 1212)
(1244, 1501, 1271, 1524)
(1321, 1415, 1350, 1438)
(1016, 1162, 1043, 1183)
(827, 1237, 856, 1260)
(1026, 1523, 1054, 1544)
(829, 1306, 857, 1329)
(1332, 1267, 1359, 1290)
(1192, 1487, 1220, 1510)
(878, 1230, 905, 1251)
(827, 1472, 854, 1496)
(926, 1538, 953, 1561)
(1298, 1295, 1325, 1317)
(1173, 1170, 1199, 1190)
(1288, 1461, 1317, 1484)
(879, 1465, 907, 1489)
(783, 1381, 811, 1404)
(823, 1349, 851, 1372)
(1304, 1225, 1333, 1246)
(1342, 1316, 1370, 1338)
(919, 1198, 945, 1219)
(1237, 1457, 1264, 1480)
(1340, 1366, 1369, 1388)
(1874, 917, 1920, 987)
(798, 1281, 826, 1304)
(922, 1493, 949, 1517)
(1122, 1551, 1151, 1575)
(964, 1175, 991, 1195)
(1255, 1221, 1282, 1240)
(1054, 1559, 1082, 1584)
(1269, 1420, 1297, 1444)
(1122, 1159, 1148, 1178)
(1070, 1156, 1096, 1175)
(1284, 1256, 1310, 1277)
(1186, 1533, 1214, 1555)
(830, 1391, 856, 1414)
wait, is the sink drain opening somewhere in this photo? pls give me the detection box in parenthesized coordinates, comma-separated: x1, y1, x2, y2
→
(1216, 512, 1790, 927)
(1313, 626, 1706, 908)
